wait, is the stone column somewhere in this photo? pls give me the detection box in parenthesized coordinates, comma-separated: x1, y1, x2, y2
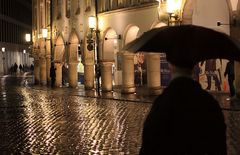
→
(46, 55, 51, 85)
(68, 62, 79, 88)
(147, 53, 161, 95)
(55, 62, 63, 87)
(121, 53, 136, 93)
(235, 61, 240, 98)
(84, 64, 95, 90)
(101, 61, 113, 92)
(40, 57, 47, 85)
(34, 59, 40, 85)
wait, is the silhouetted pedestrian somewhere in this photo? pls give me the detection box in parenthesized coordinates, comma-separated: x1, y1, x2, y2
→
(19, 64, 23, 73)
(224, 60, 235, 97)
(50, 64, 56, 88)
(30, 64, 34, 73)
(140, 62, 227, 155)
(14, 63, 18, 74)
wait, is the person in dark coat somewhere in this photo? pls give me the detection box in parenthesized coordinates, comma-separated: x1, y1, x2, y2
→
(50, 64, 56, 88)
(224, 60, 235, 97)
(139, 62, 227, 155)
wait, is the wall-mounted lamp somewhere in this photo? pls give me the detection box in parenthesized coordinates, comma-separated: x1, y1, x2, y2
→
(2, 47, 5, 52)
(25, 33, 31, 42)
(42, 28, 48, 39)
(105, 35, 122, 40)
(87, 16, 97, 51)
(88, 16, 96, 29)
(166, 0, 182, 25)
(159, 0, 182, 26)
(217, 19, 237, 27)
(23, 49, 26, 54)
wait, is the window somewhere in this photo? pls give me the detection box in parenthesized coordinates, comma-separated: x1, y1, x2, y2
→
(75, 0, 80, 15)
(46, 0, 51, 26)
(66, 0, 71, 18)
(57, 0, 62, 19)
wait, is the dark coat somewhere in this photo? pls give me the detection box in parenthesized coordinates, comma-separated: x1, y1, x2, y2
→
(140, 77, 226, 155)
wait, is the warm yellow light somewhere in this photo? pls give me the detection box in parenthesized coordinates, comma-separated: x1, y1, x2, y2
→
(98, 18, 104, 30)
(42, 28, 48, 38)
(25, 33, 31, 42)
(166, 0, 182, 14)
(2, 47, 5, 52)
(88, 16, 96, 29)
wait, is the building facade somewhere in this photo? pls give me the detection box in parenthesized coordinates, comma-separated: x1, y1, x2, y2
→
(32, 0, 240, 97)
(0, 0, 33, 75)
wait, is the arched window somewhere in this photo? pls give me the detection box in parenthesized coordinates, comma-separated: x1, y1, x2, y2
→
(66, 0, 71, 18)
(57, 0, 62, 19)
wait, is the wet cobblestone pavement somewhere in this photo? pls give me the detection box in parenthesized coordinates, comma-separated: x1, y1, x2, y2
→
(0, 74, 240, 155)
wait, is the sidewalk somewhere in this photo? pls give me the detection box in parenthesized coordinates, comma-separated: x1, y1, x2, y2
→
(3, 73, 240, 109)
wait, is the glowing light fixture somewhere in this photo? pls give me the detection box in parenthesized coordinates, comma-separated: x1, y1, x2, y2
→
(166, 0, 182, 14)
(25, 33, 31, 42)
(88, 16, 96, 29)
(2, 47, 5, 52)
(42, 28, 48, 38)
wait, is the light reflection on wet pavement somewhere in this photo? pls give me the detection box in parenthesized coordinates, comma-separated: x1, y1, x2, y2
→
(0, 75, 240, 155)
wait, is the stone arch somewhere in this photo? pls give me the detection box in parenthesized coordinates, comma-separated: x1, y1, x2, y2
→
(102, 28, 118, 60)
(68, 31, 84, 86)
(123, 24, 141, 46)
(123, 25, 148, 86)
(53, 35, 65, 87)
(151, 22, 168, 29)
(54, 34, 65, 63)
(68, 31, 80, 63)
(102, 27, 120, 85)
(182, 0, 231, 91)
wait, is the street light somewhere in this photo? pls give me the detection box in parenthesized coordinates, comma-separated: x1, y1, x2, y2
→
(87, 15, 101, 95)
(42, 28, 48, 39)
(25, 33, 31, 42)
(164, 0, 182, 26)
(2, 47, 5, 52)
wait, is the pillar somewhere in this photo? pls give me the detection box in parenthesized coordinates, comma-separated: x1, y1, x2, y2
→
(55, 62, 63, 87)
(147, 53, 161, 95)
(69, 62, 79, 88)
(101, 61, 113, 92)
(40, 57, 47, 85)
(121, 53, 136, 93)
(34, 59, 40, 85)
(84, 64, 94, 90)
(46, 55, 51, 85)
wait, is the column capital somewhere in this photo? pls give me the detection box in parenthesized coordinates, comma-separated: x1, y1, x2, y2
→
(45, 55, 51, 59)
(69, 61, 80, 65)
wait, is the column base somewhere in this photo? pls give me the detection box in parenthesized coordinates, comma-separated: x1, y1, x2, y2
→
(121, 86, 136, 94)
(41, 81, 47, 86)
(147, 86, 162, 96)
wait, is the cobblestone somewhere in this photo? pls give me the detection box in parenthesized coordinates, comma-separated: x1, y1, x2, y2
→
(0, 75, 240, 154)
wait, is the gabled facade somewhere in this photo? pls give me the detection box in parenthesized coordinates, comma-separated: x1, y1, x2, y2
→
(32, 0, 240, 97)
(0, 0, 33, 75)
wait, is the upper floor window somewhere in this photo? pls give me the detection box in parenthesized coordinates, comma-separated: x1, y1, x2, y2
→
(66, 0, 71, 18)
(57, 0, 62, 19)
(75, 0, 80, 15)
(85, 0, 92, 12)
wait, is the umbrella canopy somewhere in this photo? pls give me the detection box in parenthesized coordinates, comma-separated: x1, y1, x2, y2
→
(123, 25, 240, 69)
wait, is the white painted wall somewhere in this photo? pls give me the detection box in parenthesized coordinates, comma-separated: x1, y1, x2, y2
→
(192, 0, 230, 34)
(98, 5, 159, 46)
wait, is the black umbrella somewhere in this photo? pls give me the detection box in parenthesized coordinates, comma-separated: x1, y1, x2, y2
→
(123, 25, 240, 69)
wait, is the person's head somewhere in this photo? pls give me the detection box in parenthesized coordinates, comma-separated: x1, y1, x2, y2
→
(169, 63, 193, 80)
